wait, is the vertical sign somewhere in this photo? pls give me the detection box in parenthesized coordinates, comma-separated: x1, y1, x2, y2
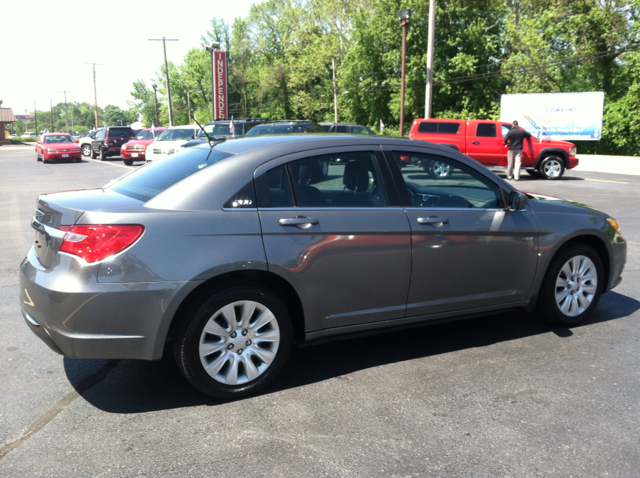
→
(213, 51, 228, 119)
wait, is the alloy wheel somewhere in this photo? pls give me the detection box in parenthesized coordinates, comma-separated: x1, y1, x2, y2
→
(554, 255, 598, 317)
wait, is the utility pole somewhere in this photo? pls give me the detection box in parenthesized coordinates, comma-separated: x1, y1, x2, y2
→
(332, 59, 338, 123)
(425, 0, 436, 118)
(152, 84, 159, 126)
(50, 99, 54, 132)
(149, 36, 179, 126)
(87, 63, 103, 129)
(397, 9, 411, 137)
(186, 91, 191, 124)
(59, 90, 71, 133)
(34, 100, 37, 134)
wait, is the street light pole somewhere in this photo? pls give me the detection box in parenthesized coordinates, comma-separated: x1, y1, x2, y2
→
(152, 84, 159, 126)
(425, 0, 436, 118)
(205, 41, 221, 121)
(397, 9, 411, 137)
(149, 37, 179, 126)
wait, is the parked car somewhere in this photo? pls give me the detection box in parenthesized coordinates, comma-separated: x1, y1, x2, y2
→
(320, 123, 376, 135)
(244, 120, 325, 136)
(35, 133, 82, 163)
(89, 126, 135, 160)
(120, 127, 167, 165)
(145, 125, 202, 161)
(22, 132, 38, 138)
(408, 118, 578, 179)
(20, 135, 626, 399)
(77, 131, 97, 156)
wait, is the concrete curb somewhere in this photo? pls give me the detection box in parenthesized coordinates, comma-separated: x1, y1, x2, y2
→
(574, 154, 640, 176)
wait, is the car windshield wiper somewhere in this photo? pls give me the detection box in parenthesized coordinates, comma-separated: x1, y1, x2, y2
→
(191, 115, 226, 161)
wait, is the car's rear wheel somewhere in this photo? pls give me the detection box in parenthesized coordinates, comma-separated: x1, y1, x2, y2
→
(81, 144, 91, 157)
(173, 285, 293, 399)
(539, 156, 565, 180)
(425, 160, 453, 179)
(90, 148, 97, 159)
(536, 244, 603, 327)
(100, 150, 107, 161)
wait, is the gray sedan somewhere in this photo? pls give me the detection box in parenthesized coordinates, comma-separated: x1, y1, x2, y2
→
(19, 135, 627, 399)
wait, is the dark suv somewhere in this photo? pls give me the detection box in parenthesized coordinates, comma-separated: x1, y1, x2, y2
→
(320, 123, 376, 135)
(244, 120, 325, 136)
(90, 126, 135, 160)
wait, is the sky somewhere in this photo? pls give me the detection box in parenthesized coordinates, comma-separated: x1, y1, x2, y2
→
(0, 0, 259, 116)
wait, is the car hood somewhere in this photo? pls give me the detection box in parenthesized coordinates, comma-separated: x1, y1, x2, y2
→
(41, 142, 79, 148)
(124, 139, 154, 147)
(525, 192, 603, 215)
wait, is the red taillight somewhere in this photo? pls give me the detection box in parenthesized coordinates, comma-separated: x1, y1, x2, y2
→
(58, 225, 144, 263)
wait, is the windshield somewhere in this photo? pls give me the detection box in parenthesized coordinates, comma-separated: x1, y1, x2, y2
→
(44, 135, 73, 143)
(199, 123, 244, 138)
(157, 128, 199, 141)
(135, 130, 155, 140)
(110, 147, 233, 202)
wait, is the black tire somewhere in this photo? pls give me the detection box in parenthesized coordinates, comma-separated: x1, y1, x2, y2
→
(536, 244, 603, 327)
(90, 148, 97, 159)
(123, 159, 133, 166)
(81, 144, 91, 157)
(526, 169, 541, 178)
(100, 150, 108, 161)
(539, 156, 565, 180)
(75, 157, 82, 163)
(36, 152, 42, 162)
(173, 285, 293, 399)
(424, 160, 453, 179)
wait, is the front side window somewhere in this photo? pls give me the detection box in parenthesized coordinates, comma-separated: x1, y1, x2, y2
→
(351, 126, 372, 135)
(393, 151, 503, 209)
(259, 152, 388, 208)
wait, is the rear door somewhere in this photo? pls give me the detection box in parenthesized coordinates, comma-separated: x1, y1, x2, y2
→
(255, 146, 412, 333)
(465, 121, 506, 166)
(381, 145, 539, 318)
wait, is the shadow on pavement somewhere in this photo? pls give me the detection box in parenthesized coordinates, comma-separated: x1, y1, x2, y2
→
(65, 290, 639, 414)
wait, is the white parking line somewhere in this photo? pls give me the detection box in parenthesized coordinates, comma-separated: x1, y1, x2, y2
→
(85, 158, 132, 169)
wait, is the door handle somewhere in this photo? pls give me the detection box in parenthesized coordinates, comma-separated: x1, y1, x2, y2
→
(471, 141, 480, 145)
(278, 216, 319, 229)
(417, 216, 449, 226)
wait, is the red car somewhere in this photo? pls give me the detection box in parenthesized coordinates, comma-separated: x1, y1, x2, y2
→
(35, 133, 82, 163)
(120, 127, 166, 165)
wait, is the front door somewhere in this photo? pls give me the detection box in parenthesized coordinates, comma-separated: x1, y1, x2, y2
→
(383, 146, 539, 318)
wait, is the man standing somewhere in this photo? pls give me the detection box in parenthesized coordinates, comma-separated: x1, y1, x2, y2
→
(503, 120, 532, 181)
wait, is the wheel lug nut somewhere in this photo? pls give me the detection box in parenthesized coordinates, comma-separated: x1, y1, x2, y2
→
(237, 348, 243, 355)
(246, 339, 252, 346)
(230, 332, 237, 339)
(242, 329, 248, 336)
(227, 343, 234, 350)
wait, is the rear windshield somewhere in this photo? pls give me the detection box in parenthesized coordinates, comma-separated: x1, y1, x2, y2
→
(107, 128, 134, 137)
(158, 128, 199, 141)
(109, 147, 233, 202)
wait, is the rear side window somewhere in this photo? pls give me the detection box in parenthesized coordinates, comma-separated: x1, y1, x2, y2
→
(108, 128, 134, 137)
(476, 123, 496, 137)
(416, 122, 460, 134)
(110, 148, 233, 202)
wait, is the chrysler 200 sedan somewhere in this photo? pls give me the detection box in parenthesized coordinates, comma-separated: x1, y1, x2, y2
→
(19, 135, 626, 399)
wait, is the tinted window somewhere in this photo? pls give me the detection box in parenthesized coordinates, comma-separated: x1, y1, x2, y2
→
(476, 123, 496, 137)
(261, 165, 294, 208)
(335, 125, 348, 133)
(393, 151, 503, 209)
(110, 148, 233, 202)
(351, 126, 373, 135)
(438, 123, 460, 134)
(417, 122, 437, 133)
(158, 128, 198, 141)
(224, 181, 256, 209)
(107, 128, 134, 137)
(321, 125, 331, 132)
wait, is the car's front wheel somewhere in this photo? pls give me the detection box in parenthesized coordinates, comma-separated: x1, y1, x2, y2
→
(537, 244, 603, 327)
(424, 160, 453, 179)
(173, 285, 293, 399)
(539, 156, 565, 180)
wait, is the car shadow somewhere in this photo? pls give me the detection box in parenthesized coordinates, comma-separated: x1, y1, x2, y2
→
(64, 290, 639, 413)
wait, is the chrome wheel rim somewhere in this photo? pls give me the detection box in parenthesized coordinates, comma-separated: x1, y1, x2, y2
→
(82, 145, 91, 156)
(543, 159, 562, 178)
(555, 255, 598, 317)
(199, 300, 280, 385)
(432, 162, 451, 177)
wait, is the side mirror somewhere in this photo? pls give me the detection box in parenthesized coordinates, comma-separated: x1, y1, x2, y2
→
(507, 191, 529, 211)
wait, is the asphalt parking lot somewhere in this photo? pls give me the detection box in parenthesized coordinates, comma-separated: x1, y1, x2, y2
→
(0, 146, 638, 477)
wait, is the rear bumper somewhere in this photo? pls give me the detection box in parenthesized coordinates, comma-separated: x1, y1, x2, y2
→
(19, 247, 196, 360)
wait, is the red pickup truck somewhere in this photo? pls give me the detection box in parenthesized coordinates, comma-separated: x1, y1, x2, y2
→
(408, 118, 579, 179)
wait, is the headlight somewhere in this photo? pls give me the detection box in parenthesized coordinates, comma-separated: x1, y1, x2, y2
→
(73, 148, 80, 152)
(569, 147, 577, 156)
(46, 148, 57, 153)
